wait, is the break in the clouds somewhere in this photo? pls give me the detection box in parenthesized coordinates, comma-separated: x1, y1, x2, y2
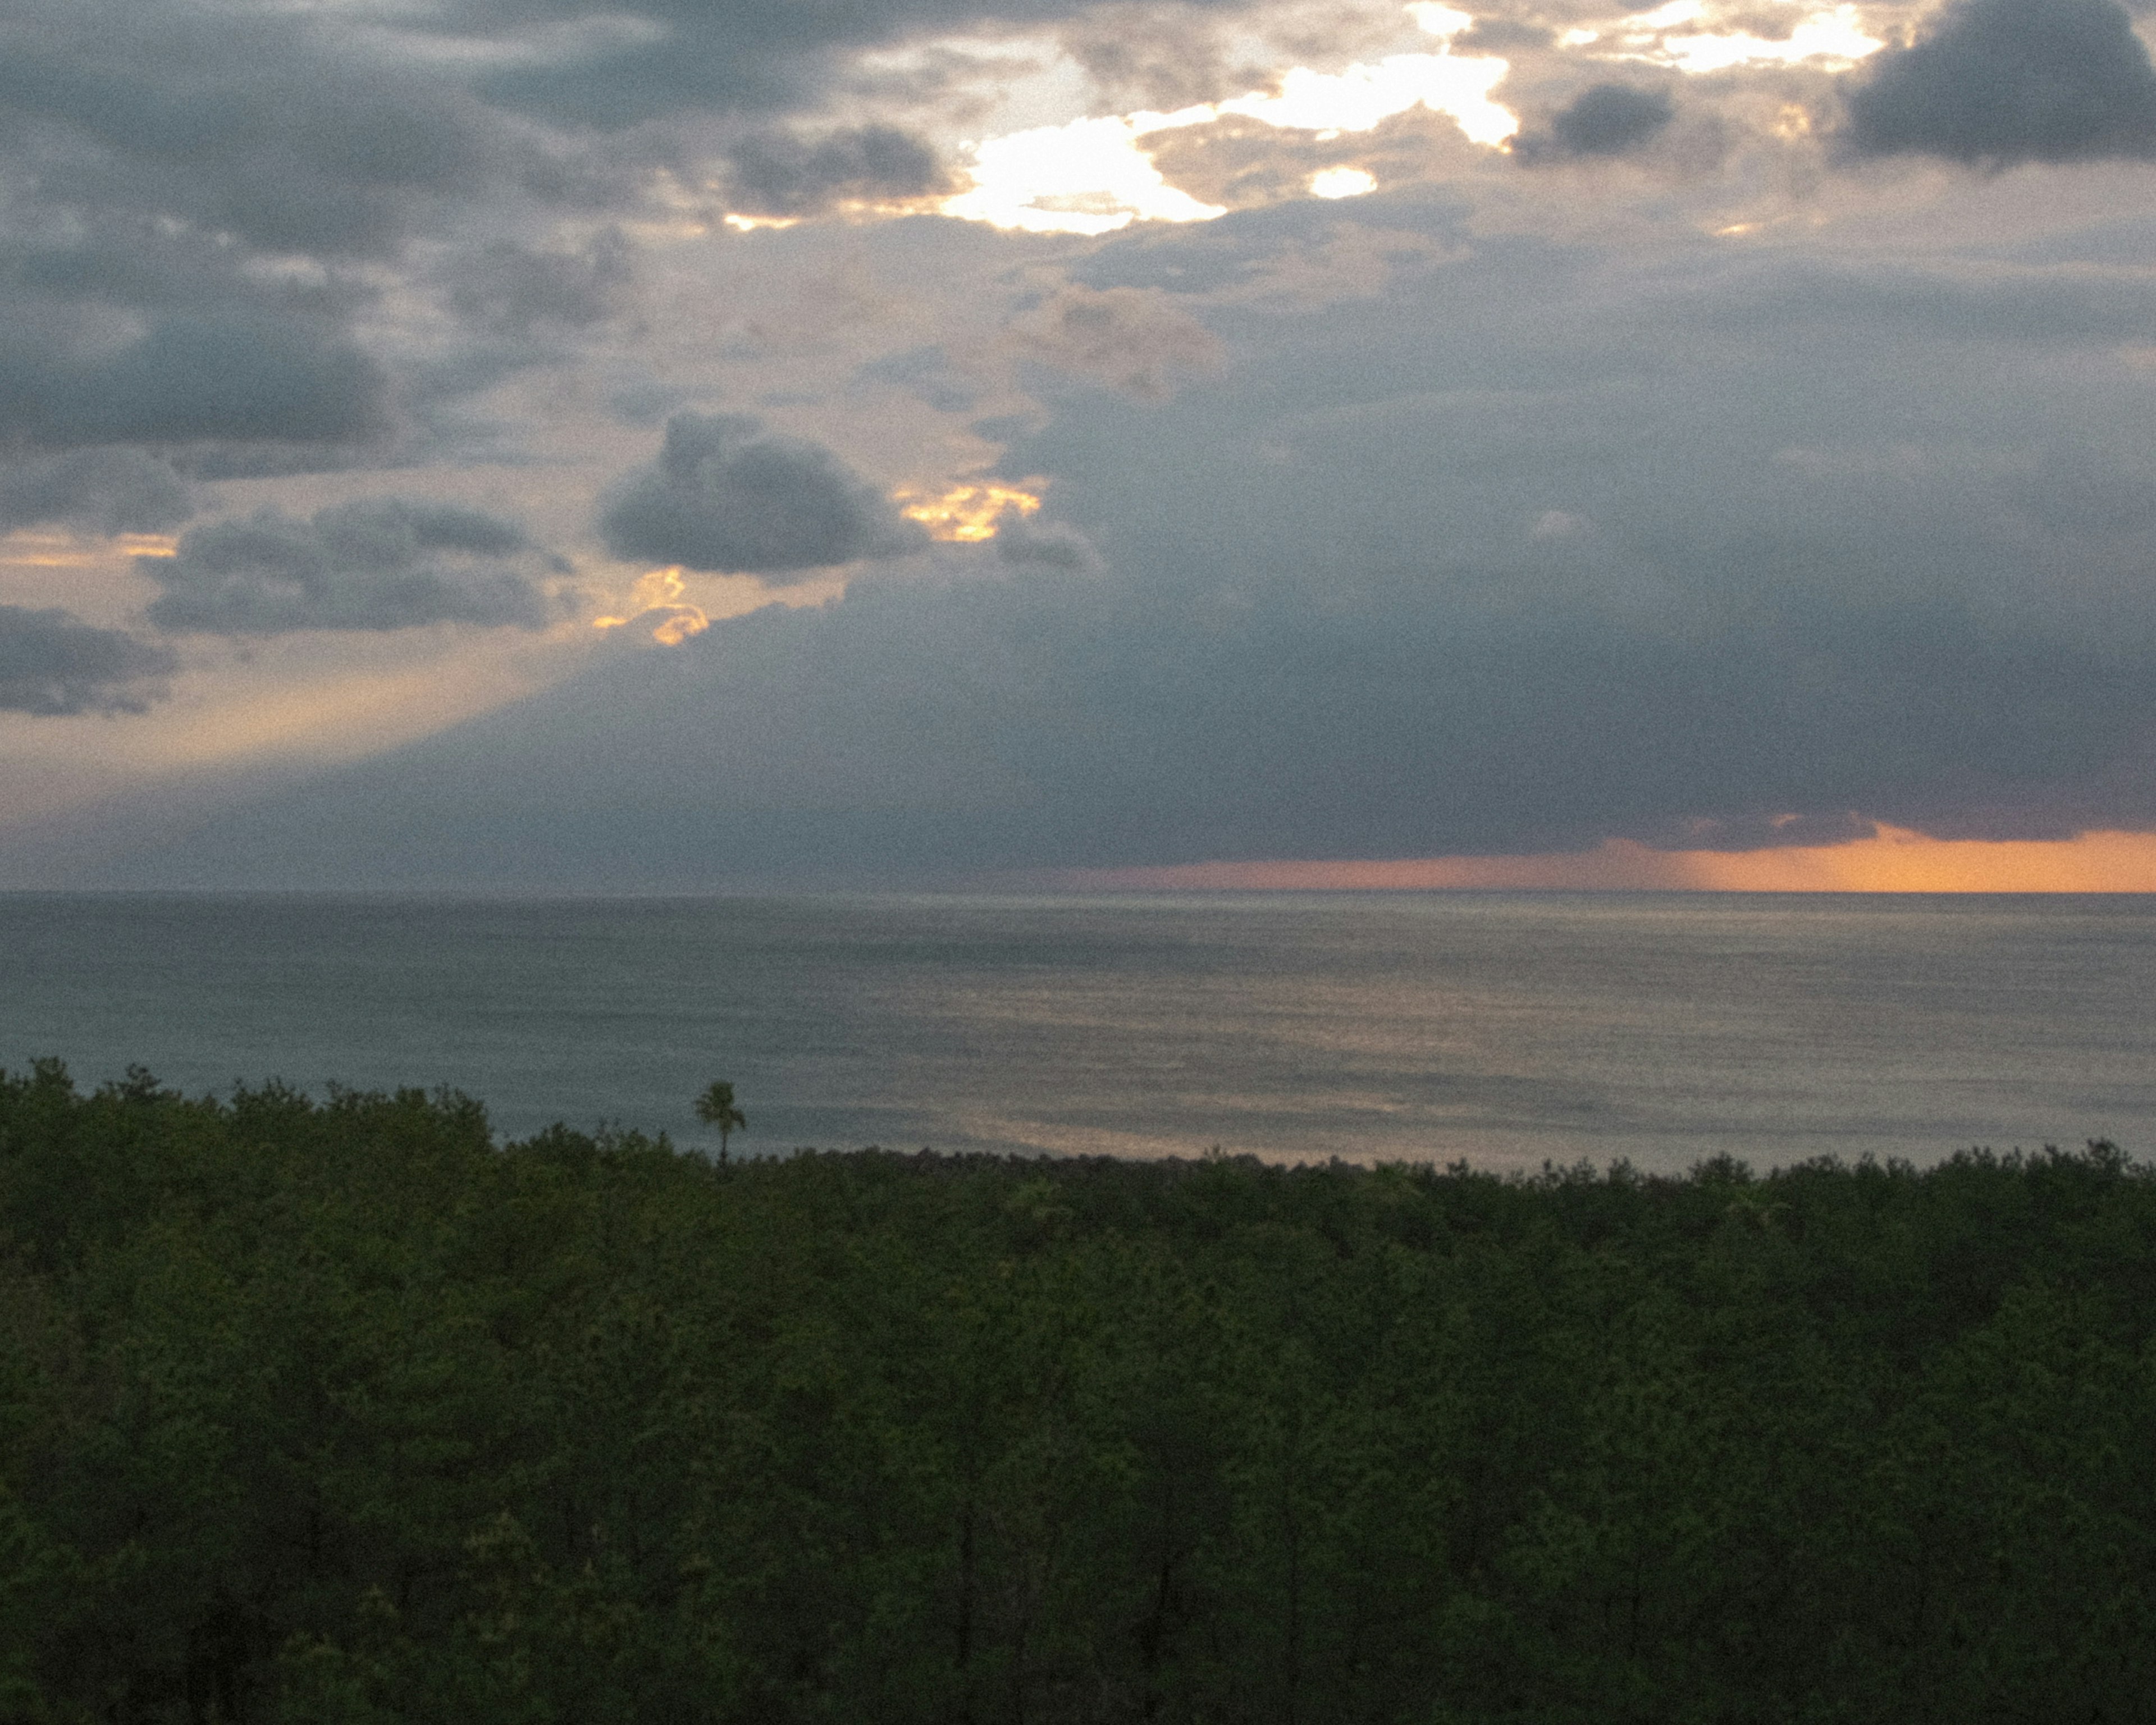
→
(143, 501, 559, 636)
(599, 414, 924, 578)
(0, 607, 174, 718)
(1846, 0, 2156, 165)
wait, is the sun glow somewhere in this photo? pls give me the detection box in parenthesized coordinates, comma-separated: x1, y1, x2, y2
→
(898, 482, 1044, 541)
(1060, 825, 2156, 893)
(592, 568, 710, 644)
(1309, 166, 1378, 199)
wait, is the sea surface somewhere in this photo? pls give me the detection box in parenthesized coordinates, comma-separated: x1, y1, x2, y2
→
(1, 891, 2151, 1172)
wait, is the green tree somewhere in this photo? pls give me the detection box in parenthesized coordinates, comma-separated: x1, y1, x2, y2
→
(695, 1081, 746, 1163)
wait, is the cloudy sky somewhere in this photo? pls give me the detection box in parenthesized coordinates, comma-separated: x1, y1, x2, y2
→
(6, 0, 2156, 889)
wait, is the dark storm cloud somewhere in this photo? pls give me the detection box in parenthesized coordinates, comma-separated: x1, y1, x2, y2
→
(1514, 84, 1677, 163)
(1844, 0, 2156, 166)
(0, 451, 192, 535)
(723, 125, 949, 216)
(598, 413, 922, 578)
(144, 500, 558, 636)
(0, 606, 175, 717)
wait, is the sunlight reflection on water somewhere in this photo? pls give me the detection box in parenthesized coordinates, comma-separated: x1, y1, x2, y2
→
(2, 891, 2150, 1172)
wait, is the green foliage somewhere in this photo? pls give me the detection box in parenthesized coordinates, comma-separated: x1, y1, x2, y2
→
(693, 1081, 745, 1163)
(1, 1061, 2153, 1722)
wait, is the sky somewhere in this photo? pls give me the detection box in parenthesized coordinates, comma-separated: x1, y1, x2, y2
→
(5, 0, 2156, 891)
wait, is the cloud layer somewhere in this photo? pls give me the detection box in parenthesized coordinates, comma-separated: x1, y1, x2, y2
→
(92, 180, 2156, 884)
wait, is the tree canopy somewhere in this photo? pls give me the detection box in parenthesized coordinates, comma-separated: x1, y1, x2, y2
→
(2, 1059, 2152, 1722)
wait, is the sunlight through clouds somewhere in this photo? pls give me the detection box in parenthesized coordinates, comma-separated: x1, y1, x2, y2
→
(1310, 166, 1379, 198)
(1595, 1, 1883, 74)
(934, 3, 1514, 234)
(898, 483, 1044, 541)
(939, 115, 1230, 234)
(849, 0, 1875, 238)
(592, 569, 710, 645)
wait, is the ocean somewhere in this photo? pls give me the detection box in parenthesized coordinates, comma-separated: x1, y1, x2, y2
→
(2, 891, 2150, 1172)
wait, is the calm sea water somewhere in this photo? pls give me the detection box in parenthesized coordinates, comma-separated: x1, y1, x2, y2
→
(1, 892, 2150, 1171)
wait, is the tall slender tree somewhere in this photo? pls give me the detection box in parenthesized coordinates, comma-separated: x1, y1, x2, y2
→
(695, 1079, 746, 1163)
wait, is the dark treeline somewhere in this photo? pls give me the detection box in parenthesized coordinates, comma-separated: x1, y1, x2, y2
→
(3, 1062, 2154, 1724)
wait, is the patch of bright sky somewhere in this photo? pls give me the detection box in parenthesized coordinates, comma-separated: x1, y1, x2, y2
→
(1585, 0, 1881, 73)
(1310, 167, 1378, 199)
(920, 0, 1879, 236)
(937, 4, 1510, 234)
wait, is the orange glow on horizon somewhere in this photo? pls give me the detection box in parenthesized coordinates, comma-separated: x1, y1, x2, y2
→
(898, 482, 1043, 542)
(1061, 824, 2156, 893)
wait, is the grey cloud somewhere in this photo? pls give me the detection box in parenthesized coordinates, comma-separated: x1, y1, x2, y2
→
(1058, 4, 1240, 111)
(0, 313, 389, 450)
(0, 226, 363, 322)
(144, 500, 558, 635)
(598, 412, 922, 578)
(857, 346, 980, 414)
(1514, 84, 1676, 163)
(0, 0, 640, 485)
(1844, 0, 2156, 166)
(2018, 446, 2156, 535)
(0, 3, 503, 259)
(724, 125, 949, 216)
(0, 451, 193, 535)
(444, 232, 636, 335)
(0, 606, 175, 717)
(994, 517, 1103, 571)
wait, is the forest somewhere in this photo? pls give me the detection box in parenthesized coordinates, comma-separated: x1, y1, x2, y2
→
(2, 1059, 2152, 1723)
